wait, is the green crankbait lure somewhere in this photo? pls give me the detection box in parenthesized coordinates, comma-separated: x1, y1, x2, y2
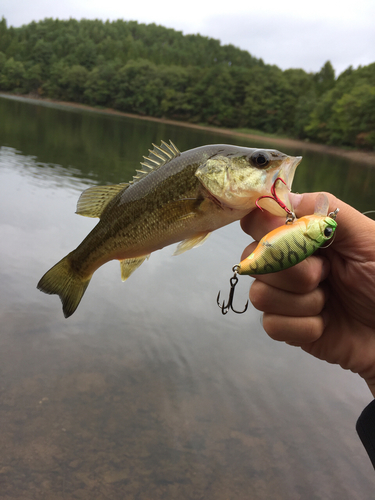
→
(217, 193, 339, 314)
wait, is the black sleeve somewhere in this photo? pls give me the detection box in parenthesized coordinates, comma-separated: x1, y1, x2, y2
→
(356, 399, 375, 468)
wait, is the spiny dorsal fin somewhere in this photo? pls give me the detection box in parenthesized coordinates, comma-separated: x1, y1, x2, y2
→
(129, 140, 180, 185)
(76, 183, 128, 218)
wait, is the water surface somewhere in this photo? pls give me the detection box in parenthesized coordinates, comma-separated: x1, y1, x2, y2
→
(1, 95, 375, 499)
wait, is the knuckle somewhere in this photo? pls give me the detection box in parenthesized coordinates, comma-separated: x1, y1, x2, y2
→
(310, 288, 326, 315)
(262, 314, 285, 341)
(262, 314, 324, 344)
(302, 317, 323, 342)
(292, 258, 323, 293)
(249, 280, 269, 311)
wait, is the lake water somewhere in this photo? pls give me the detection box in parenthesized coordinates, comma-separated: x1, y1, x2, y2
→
(1, 94, 375, 499)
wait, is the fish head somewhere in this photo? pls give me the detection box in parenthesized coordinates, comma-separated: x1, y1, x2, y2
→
(195, 148, 301, 216)
(306, 216, 337, 245)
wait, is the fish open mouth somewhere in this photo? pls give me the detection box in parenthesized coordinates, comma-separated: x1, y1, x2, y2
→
(256, 155, 302, 217)
(256, 177, 292, 214)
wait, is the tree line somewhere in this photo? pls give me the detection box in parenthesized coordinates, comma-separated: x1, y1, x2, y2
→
(0, 17, 374, 149)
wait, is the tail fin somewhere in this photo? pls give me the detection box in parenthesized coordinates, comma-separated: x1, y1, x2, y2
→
(37, 256, 92, 318)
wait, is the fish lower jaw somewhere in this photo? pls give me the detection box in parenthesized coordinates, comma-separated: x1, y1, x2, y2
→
(218, 193, 260, 211)
(257, 197, 290, 217)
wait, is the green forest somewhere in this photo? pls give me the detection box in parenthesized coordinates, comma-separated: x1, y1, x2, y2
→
(0, 17, 374, 149)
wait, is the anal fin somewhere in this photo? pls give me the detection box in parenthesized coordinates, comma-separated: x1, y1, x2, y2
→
(120, 255, 150, 282)
(173, 232, 211, 256)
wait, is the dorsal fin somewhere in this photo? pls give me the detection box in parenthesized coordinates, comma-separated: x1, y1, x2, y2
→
(76, 141, 180, 217)
(128, 140, 180, 185)
(76, 183, 128, 218)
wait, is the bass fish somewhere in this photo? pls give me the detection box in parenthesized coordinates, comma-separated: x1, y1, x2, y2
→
(237, 193, 338, 275)
(37, 141, 301, 317)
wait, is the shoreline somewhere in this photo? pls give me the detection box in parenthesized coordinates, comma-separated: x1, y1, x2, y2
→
(2, 92, 375, 167)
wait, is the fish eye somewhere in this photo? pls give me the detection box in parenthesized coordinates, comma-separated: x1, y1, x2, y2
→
(324, 227, 333, 238)
(250, 151, 270, 169)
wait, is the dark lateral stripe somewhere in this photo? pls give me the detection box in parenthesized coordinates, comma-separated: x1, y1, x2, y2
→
(292, 235, 308, 255)
(249, 260, 259, 273)
(286, 240, 300, 265)
(270, 248, 285, 269)
(263, 258, 275, 273)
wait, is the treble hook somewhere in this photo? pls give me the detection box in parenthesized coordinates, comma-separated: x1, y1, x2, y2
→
(217, 265, 249, 315)
(255, 177, 295, 218)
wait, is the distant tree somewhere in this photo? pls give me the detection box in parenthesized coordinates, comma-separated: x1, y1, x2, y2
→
(43, 61, 88, 102)
(32, 39, 54, 67)
(0, 51, 6, 73)
(158, 66, 192, 119)
(305, 62, 375, 147)
(59, 64, 88, 102)
(293, 91, 317, 138)
(24, 63, 43, 93)
(304, 89, 336, 143)
(0, 57, 26, 91)
(242, 66, 296, 134)
(331, 83, 375, 147)
(0, 17, 373, 148)
(42, 60, 68, 98)
(113, 59, 164, 116)
(74, 40, 97, 70)
(184, 66, 240, 126)
(313, 60, 335, 96)
(84, 62, 118, 106)
(0, 17, 10, 53)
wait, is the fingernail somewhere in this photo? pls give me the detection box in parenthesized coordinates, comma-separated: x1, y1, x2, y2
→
(289, 192, 303, 210)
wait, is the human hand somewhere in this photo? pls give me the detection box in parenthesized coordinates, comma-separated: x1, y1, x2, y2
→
(241, 192, 375, 397)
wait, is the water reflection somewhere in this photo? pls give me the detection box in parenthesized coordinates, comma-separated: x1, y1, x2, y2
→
(1, 96, 375, 499)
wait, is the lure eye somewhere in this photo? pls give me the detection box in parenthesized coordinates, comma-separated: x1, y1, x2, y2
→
(324, 227, 333, 238)
(250, 151, 270, 169)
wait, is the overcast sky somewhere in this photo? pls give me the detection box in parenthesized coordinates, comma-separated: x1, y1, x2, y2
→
(2, 0, 375, 75)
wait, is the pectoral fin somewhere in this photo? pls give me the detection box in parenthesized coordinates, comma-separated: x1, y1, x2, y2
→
(173, 232, 211, 256)
(120, 255, 150, 281)
(158, 197, 208, 226)
(76, 184, 128, 218)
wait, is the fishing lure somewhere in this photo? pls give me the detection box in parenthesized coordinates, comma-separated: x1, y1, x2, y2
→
(217, 193, 339, 314)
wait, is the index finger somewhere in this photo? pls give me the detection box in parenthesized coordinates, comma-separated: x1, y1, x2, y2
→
(240, 208, 285, 242)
